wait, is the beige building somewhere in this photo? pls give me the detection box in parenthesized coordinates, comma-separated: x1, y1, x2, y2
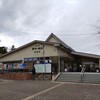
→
(0, 33, 100, 80)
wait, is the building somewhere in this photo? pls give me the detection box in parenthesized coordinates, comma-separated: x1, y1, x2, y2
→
(0, 33, 100, 80)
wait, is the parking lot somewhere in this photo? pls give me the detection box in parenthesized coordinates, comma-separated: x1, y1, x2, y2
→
(0, 79, 100, 100)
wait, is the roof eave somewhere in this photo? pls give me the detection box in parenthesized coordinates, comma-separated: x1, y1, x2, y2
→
(0, 40, 57, 58)
(71, 51, 100, 59)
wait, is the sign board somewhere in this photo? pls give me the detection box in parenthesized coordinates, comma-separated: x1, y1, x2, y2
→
(20, 63, 26, 68)
(34, 64, 51, 73)
(24, 58, 37, 61)
(34, 64, 45, 73)
(82, 62, 94, 65)
(45, 64, 51, 73)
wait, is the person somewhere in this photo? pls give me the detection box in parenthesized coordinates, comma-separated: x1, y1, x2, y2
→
(32, 66, 36, 80)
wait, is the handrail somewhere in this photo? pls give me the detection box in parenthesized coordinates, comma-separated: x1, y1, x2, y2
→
(80, 67, 85, 80)
(52, 72, 61, 81)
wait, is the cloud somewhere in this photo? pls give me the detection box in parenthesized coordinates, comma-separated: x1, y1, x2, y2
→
(0, 0, 100, 54)
(0, 34, 19, 48)
(0, 0, 23, 32)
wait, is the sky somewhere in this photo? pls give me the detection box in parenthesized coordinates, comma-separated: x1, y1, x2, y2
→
(0, 0, 100, 54)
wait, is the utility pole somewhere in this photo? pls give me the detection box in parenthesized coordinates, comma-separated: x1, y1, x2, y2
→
(43, 43, 46, 80)
(43, 44, 45, 80)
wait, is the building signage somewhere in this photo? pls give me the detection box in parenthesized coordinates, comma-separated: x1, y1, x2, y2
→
(24, 58, 37, 61)
(32, 45, 44, 53)
(82, 62, 94, 65)
(20, 63, 26, 68)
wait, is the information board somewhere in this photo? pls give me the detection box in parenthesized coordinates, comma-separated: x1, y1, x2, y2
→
(45, 64, 51, 73)
(34, 64, 51, 73)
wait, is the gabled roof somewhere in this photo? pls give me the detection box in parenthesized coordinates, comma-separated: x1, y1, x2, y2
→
(46, 33, 75, 52)
(71, 51, 100, 59)
(0, 40, 59, 58)
(1, 33, 99, 59)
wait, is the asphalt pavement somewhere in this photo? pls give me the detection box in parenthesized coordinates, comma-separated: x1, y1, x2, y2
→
(0, 79, 100, 100)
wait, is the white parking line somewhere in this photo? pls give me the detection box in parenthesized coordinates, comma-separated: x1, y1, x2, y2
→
(0, 79, 14, 84)
(22, 82, 65, 100)
(53, 81, 100, 86)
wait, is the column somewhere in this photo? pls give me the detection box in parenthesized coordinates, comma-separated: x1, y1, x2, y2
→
(58, 56, 61, 72)
(99, 59, 100, 68)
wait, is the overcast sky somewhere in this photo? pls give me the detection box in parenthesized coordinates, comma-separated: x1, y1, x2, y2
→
(0, 0, 100, 54)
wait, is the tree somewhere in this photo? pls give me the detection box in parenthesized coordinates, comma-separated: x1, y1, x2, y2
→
(11, 45, 16, 51)
(0, 47, 8, 54)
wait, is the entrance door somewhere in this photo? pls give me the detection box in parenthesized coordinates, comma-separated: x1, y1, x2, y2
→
(82, 62, 94, 72)
(85, 64, 90, 72)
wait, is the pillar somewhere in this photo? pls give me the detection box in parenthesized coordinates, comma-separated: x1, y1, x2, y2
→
(58, 56, 61, 72)
(99, 59, 100, 68)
